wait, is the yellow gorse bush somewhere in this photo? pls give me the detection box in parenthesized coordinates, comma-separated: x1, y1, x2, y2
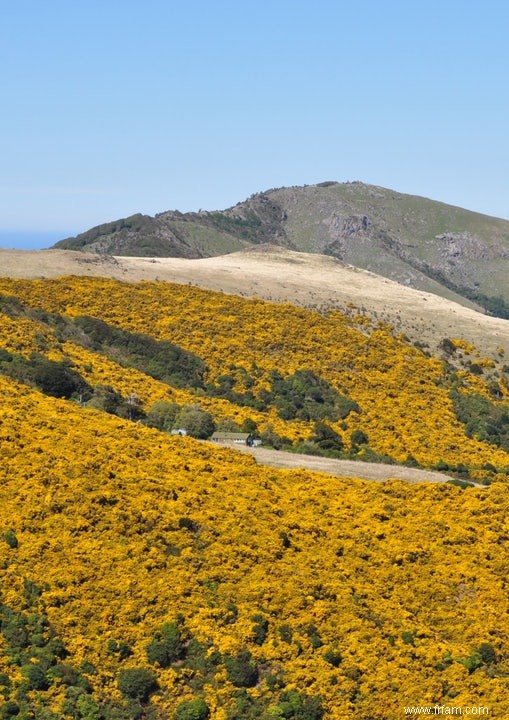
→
(0, 374, 508, 718)
(0, 277, 509, 716)
(0, 276, 507, 469)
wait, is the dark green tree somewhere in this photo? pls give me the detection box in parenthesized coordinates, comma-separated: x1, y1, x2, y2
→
(146, 622, 185, 667)
(143, 400, 180, 431)
(173, 406, 216, 439)
(117, 667, 158, 701)
(224, 648, 259, 688)
(311, 422, 343, 453)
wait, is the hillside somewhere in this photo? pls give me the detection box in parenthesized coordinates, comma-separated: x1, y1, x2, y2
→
(1, 245, 509, 367)
(1, 275, 508, 477)
(0, 275, 509, 718)
(2, 375, 509, 719)
(51, 182, 509, 315)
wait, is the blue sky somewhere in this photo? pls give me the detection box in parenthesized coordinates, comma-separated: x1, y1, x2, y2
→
(1, 0, 508, 248)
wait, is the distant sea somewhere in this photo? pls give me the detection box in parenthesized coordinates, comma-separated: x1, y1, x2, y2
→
(0, 230, 75, 250)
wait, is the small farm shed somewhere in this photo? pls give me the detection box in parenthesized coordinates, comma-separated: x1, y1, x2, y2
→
(210, 432, 255, 446)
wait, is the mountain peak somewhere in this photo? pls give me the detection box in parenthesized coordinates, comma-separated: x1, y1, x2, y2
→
(52, 182, 509, 316)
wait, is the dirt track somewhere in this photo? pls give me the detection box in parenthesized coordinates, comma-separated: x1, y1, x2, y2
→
(216, 443, 471, 485)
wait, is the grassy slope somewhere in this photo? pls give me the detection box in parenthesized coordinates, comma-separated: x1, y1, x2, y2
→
(270, 183, 509, 300)
(168, 220, 249, 256)
(270, 182, 509, 249)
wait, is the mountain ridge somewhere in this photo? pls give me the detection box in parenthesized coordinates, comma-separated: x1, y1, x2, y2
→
(52, 181, 509, 315)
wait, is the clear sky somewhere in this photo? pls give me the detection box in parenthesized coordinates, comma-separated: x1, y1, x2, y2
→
(1, 0, 508, 248)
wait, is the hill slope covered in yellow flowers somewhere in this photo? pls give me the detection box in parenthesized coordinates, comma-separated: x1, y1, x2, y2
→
(0, 276, 509, 719)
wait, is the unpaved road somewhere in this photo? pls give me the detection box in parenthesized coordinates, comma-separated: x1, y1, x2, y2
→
(219, 443, 467, 485)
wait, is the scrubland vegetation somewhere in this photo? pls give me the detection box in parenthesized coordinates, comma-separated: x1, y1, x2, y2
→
(0, 276, 508, 477)
(0, 277, 508, 718)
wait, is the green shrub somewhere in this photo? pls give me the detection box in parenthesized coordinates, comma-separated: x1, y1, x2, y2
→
(143, 400, 180, 431)
(46, 636, 67, 659)
(31, 357, 86, 398)
(146, 622, 184, 667)
(265, 672, 285, 690)
(401, 631, 416, 646)
(250, 614, 269, 645)
(304, 624, 323, 649)
(434, 651, 454, 671)
(46, 662, 81, 687)
(174, 697, 210, 720)
(277, 690, 324, 719)
(440, 338, 456, 355)
(350, 429, 368, 446)
(450, 389, 509, 452)
(220, 602, 238, 626)
(21, 661, 49, 690)
(178, 517, 198, 533)
(73, 316, 206, 388)
(468, 362, 483, 376)
(0, 353, 92, 401)
(460, 652, 483, 674)
(323, 649, 342, 667)
(279, 531, 291, 549)
(279, 624, 293, 643)
(75, 694, 101, 720)
(85, 384, 124, 415)
(0, 610, 29, 650)
(355, 446, 396, 464)
(107, 638, 132, 659)
(482, 462, 497, 473)
(477, 642, 497, 664)
(447, 478, 474, 489)
(266, 369, 359, 422)
(311, 422, 343, 453)
(0, 702, 20, 719)
(184, 637, 222, 678)
(216, 416, 242, 432)
(259, 425, 290, 449)
(241, 418, 258, 434)
(117, 667, 158, 701)
(3, 530, 18, 549)
(224, 648, 259, 688)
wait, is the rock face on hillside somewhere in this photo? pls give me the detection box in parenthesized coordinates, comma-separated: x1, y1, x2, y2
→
(52, 182, 509, 314)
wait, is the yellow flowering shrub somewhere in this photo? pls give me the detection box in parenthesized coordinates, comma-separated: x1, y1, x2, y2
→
(0, 374, 508, 718)
(0, 276, 507, 473)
